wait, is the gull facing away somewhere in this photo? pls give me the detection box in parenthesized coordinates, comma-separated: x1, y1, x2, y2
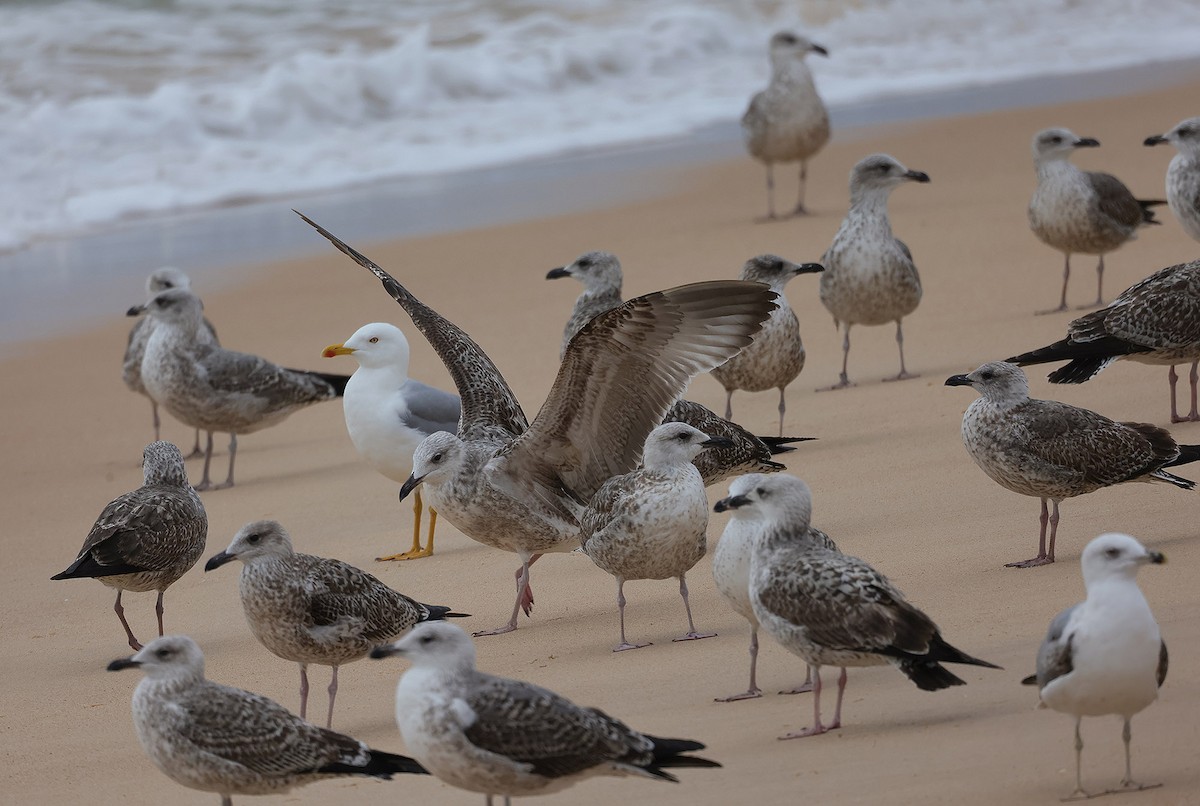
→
(124, 267, 218, 457)
(711, 472, 838, 702)
(371, 622, 720, 805)
(545, 250, 624, 359)
(1022, 533, 1167, 800)
(299, 212, 775, 637)
(1028, 127, 1163, 313)
(742, 31, 830, 219)
(52, 441, 207, 650)
(714, 474, 999, 738)
(204, 520, 468, 728)
(819, 154, 928, 389)
(946, 362, 1200, 567)
(323, 322, 461, 560)
(140, 288, 349, 490)
(108, 635, 428, 806)
(710, 255, 823, 435)
(1145, 116, 1200, 242)
(581, 423, 731, 652)
(1008, 259, 1200, 423)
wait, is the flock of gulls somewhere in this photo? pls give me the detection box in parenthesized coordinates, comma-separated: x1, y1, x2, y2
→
(45, 28, 1200, 806)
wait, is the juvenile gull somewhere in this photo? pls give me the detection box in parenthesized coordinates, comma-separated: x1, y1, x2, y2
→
(323, 322, 461, 560)
(1028, 127, 1163, 313)
(545, 250, 624, 359)
(140, 288, 349, 490)
(945, 361, 1200, 567)
(742, 31, 830, 219)
(124, 267, 218, 456)
(108, 635, 428, 806)
(1021, 533, 1167, 799)
(300, 212, 775, 636)
(710, 254, 824, 434)
(370, 622, 720, 804)
(714, 474, 999, 737)
(710, 473, 838, 702)
(204, 520, 467, 728)
(581, 423, 730, 652)
(52, 441, 207, 650)
(819, 154, 928, 389)
(1008, 259, 1200, 422)
(1145, 116, 1200, 242)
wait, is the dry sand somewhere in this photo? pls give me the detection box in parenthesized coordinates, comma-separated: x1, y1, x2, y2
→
(5, 77, 1200, 805)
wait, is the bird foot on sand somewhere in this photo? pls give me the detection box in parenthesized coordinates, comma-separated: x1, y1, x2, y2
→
(779, 682, 814, 695)
(1170, 413, 1200, 424)
(779, 722, 837, 740)
(1035, 305, 1070, 316)
(714, 688, 763, 703)
(673, 631, 717, 642)
(473, 623, 518, 637)
(1005, 556, 1055, 568)
(376, 546, 432, 562)
(882, 372, 920, 383)
(816, 379, 855, 393)
(1075, 300, 1104, 311)
(613, 641, 652, 652)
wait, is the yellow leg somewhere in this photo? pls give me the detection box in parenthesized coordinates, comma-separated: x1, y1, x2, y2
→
(377, 488, 435, 561)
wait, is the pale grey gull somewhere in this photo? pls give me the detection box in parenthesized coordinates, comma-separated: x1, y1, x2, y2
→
(710, 472, 838, 702)
(714, 473, 999, 737)
(370, 622, 719, 805)
(818, 154, 928, 389)
(52, 441, 207, 650)
(1145, 116, 1200, 242)
(1008, 259, 1200, 422)
(1021, 533, 1167, 800)
(323, 322, 461, 560)
(710, 254, 824, 434)
(581, 422, 731, 652)
(298, 212, 775, 637)
(742, 31, 830, 219)
(946, 361, 1200, 567)
(1027, 127, 1163, 313)
(204, 519, 468, 728)
(139, 288, 349, 490)
(545, 250, 624, 359)
(108, 635, 428, 806)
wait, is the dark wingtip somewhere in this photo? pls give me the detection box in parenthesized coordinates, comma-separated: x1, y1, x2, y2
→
(1020, 673, 1038, 686)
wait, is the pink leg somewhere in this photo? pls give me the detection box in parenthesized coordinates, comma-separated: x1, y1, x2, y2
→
(1007, 498, 1055, 568)
(151, 400, 161, 442)
(829, 667, 848, 729)
(1037, 254, 1071, 315)
(1170, 365, 1183, 423)
(791, 160, 810, 216)
(155, 591, 165, 636)
(715, 626, 763, 701)
(614, 579, 651, 652)
(780, 664, 815, 695)
(298, 663, 309, 721)
(1189, 362, 1200, 422)
(214, 433, 237, 489)
(514, 554, 540, 616)
(724, 389, 733, 422)
(195, 431, 215, 491)
(671, 574, 716, 642)
(114, 590, 142, 651)
(186, 429, 205, 460)
(818, 324, 855, 391)
(779, 666, 833, 739)
(325, 666, 338, 729)
(777, 387, 786, 438)
(882, 319, 918, 382)
(475, 556, 536, 637)
(1076, 254, 1105, 309)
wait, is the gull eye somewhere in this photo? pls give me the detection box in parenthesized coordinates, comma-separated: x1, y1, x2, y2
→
(156, 648, 172, 659)
(369, 337, 379, 343)
(1049, 135, 1062, 144)
(246, 533, 261, 544)
(431, 452, 444, 463)
(419, 633, 435, 645)
(1105, 547, 1120, 559)
(756, 487, 768, 498)
(979, 370, 994, 381)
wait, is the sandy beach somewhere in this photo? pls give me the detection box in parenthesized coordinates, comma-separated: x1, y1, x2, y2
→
(5, 74, 1200, 805)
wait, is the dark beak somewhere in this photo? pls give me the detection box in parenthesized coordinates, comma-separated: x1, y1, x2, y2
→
(792, 262, 824, 275)
(1144, 134, 1168, 147)
(546, 267, 570, 280)
(810, 43, 829, 57)
(126, 304, 145, 317)
(370, 644, 402, 660)
(204, 551, 236, 572)
(1147, 551, 1166, 565)
(904, 170, 931, 183)
(107, 658, 141, 672)
(713, 494, 751, 513)
(944, 374, 973, 387)
(702, 436, 735, 449)
(399, 473, 424, 502)
(1074, 137, 1100, 148)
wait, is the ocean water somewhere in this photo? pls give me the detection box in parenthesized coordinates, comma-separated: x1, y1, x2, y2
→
(3, 0, 1200, 253)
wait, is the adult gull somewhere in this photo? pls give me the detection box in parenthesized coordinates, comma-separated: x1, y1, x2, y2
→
(1145, 116, 1200, 242)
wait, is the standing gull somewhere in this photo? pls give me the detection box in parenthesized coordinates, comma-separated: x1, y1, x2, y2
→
(299, 212, 775, 636)
(52, 441, 207, 650)
(1027, 127, 1163, 313)
(140, 288, 349, 490)
(742, 30, 830, 219)
(204, 520, 467, 728)
(1145, 116, 1200, 242)
(1022, 533, 1167, 799)
(323, 322, 461, 560)
(714, 474, 999, 738)
(581, 423, 730, 652)
(1008, 259, 1200, 423)
(545, 250, 624, 359)
(710, 254, 824, 434)
(711, 472, 838, 702)
(946, 362, 1200, 567)
(124, 267, 218, 456)
(108, 635, 428, 806)
(819, 154, 928, 388)
(370, 622, 719, 804)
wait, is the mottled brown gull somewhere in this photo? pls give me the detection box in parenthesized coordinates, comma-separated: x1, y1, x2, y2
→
(545, 250, 624, 359)
(1028, 127, 1164, 313)
(299, 212, 775, 637)
(710, 472, 838, 702)
(1021, 533, 1167, 800)
(1145, 117, 1200, 242)
(204, 519, 467, 728)
(946, 361, 1200, 567)
(714, 474, 999, 738)
(108, 635, 428, 806)
(123, 267, 218, 456)
(1008, 259, 1200, 422)
(140, 288, 348, 490)
(742, 31, 830, 219)
(323, 322, 461, 560)
(819, 154, 928, 389)
(52, 441, 207, 650)
(370, 622, 719, 805)
(710, 254, 824, 434)
(581, 423, 731, 652)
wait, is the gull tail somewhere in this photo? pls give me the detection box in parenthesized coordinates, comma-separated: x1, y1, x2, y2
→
(757, 435, 817, 455)
(640, 737, 722, 782)
(286, 369, 351, 397)
(1166, 443, 1200, 470)
(319, 748, 429, 778)
(422, 604, 472, 621)
(1006, 336, 1146, 383)
(888, 634, 1001, 692)
(51, 553, 145, 581)
(1138, 198, 1167, 224)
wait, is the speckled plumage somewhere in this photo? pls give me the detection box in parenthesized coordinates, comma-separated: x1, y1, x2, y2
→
(546, 251, 624, 358)
(108, 635, 427, 805)
(1146, 116, 1200, 241)
(947, 362, 1198, 567)
(52, 441, 207, 650)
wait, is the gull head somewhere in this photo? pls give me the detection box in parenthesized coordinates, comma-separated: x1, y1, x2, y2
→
(141, 440, 189, 488)
(849, 154, 930, 200)
(107, 634, 206, 683)
(323, 322, 411, 372)
(146, 267, 193, 297)
(546, 250, 623, 295)
(205, 519, 294, 572)
(1082, 533, 1165, 588)
(768, 30, 828, 62)
(370, 622, 477, 673)
(143, 287, 205, 330)
(945, 361, 1030, 408)
(1144, 116, 1200, 156)
(714, 472, 813, 529)
(643, 422, 733, 468)
(1031, 127, 1099, 163)
(403, 431, 465, 500)
(739, 254, 824, 290)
